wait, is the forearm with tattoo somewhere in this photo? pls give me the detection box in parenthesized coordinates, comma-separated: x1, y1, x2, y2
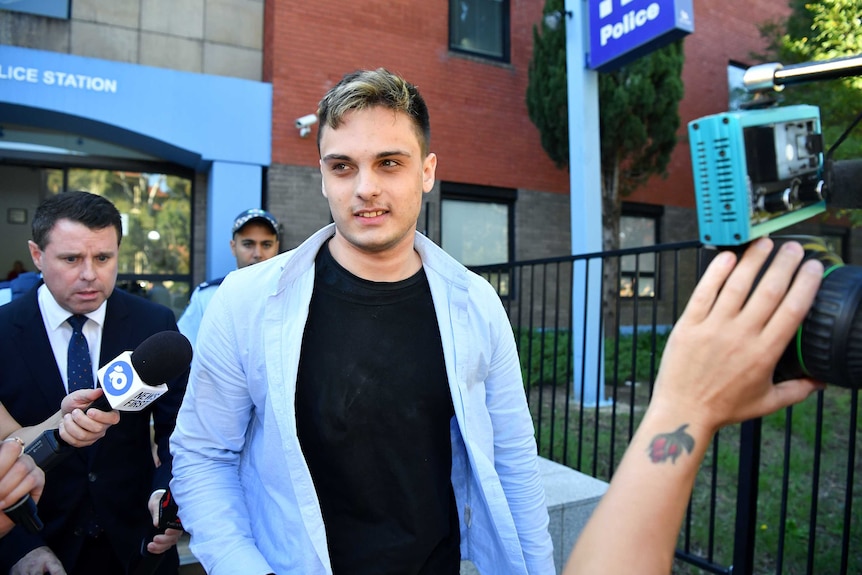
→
(647, 424, 695, 463)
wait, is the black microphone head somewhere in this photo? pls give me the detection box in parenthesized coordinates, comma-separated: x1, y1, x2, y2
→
(130, 331, 193, 386)
(825, 159, 862, 209)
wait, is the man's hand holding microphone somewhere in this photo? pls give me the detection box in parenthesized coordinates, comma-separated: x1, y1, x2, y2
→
(56, 388, 121, 448)
(4, 331, 191, 552)
(0, 439, 43, 539)
(0, 388, 119, 541)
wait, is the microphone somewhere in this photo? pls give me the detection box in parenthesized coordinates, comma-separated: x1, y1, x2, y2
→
(90, 330, 193, 412)
(0, 438, 43, 533)
(824, 159, 862, 209)
(2, 489, 43, 533)
(132, 487, 182, 575)
(742, 55, 862, 92)
(3, 331, 192, 533)
(26, 331, 192, 472)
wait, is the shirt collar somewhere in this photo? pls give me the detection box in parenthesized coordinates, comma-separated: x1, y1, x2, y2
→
(38, 284, 108, 331)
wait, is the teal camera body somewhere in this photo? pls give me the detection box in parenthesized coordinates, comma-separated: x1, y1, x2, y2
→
(688, 104, 825, 247)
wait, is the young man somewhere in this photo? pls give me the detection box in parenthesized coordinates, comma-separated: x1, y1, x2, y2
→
(0, 191, 188, 575)
(563, 237, 826, 574)
(170, 69, 555, 574)
(177, 208, 280, 345)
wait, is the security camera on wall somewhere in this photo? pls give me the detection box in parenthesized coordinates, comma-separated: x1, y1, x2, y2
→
(295, 114, 318, 137)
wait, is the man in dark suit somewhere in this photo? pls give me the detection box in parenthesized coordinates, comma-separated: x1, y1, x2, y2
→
(0, 191, 188, 575)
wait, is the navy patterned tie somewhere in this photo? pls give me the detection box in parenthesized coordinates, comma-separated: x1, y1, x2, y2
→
(67, 315, 94, 392)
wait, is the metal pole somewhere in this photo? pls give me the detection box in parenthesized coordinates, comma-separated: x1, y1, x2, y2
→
(565, 0, 608, 408)
(731, 418, 762, 575)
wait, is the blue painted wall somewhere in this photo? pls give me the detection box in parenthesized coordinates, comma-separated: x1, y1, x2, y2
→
(0, 45, 272, 279)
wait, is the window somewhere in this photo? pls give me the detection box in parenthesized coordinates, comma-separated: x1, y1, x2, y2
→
(449, 0, 510, 62)
(441, 182, 515, 295)
(0, 125, 193, 317)
(619, 204, 662, 298)
(63, 167, 193, 318)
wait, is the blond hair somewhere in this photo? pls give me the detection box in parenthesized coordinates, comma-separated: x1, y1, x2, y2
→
(317, 68, 431, 155)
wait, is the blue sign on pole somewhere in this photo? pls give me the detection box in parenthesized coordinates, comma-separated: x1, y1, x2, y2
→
(588, 0, 694, 72)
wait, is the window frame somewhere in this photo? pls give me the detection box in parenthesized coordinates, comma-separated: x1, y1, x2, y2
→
(448, 0, 511, 63)
(440, 181, 516, 297)
(5, 155, 195, 314)
(619, 202, 663, 300)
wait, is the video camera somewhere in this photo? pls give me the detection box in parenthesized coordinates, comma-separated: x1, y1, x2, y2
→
(687, 54, 862, 389)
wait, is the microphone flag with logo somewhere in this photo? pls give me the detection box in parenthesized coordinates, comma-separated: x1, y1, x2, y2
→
(8, 330, 192, 532)
(97, 331, 193, 411)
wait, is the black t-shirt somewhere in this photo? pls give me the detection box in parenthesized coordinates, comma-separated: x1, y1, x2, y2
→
(295, 242, 460, 575)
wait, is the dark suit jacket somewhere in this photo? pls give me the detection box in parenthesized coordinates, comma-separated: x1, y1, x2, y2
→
(0, 285, 189, 573)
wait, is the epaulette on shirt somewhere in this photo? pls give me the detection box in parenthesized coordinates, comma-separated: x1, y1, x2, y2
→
(195, 276, 226, 292)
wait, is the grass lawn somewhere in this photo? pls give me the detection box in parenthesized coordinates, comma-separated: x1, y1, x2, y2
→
(518, 329, 861, 574)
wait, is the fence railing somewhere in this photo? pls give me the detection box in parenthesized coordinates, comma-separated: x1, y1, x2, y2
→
(471, 242, 860, 575)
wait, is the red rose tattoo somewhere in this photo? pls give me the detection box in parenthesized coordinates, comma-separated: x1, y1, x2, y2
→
(647, 424, 695, 463)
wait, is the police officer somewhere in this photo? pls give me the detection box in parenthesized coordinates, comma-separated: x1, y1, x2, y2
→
(178, 209, 280, 345)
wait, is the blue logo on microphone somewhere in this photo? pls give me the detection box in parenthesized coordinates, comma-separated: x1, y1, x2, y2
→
(103, 360, 134, 396)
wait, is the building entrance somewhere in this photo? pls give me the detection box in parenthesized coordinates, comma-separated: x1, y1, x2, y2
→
(0, 149, 193, 318)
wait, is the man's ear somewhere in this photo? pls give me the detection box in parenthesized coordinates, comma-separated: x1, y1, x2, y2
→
(422, 152, 437, 194)
(27, 240, 43, 271)
(320, 160, 328, 198)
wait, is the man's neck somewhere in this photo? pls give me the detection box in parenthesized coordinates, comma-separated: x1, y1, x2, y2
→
(327, 234, 422, 282)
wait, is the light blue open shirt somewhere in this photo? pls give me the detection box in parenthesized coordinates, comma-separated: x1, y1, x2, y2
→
(170, 224, 555, 575)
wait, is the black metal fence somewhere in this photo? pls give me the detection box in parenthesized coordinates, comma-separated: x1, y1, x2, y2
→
(472, 242, 860, 575)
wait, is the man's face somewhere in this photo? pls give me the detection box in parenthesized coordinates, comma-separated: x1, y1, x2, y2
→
(28, 218, 119, 315)
(230, 222, 279, 269)
(319, 106, 436, 260)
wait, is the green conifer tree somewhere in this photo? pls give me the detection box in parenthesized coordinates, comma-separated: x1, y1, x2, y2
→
(758, 0, 862, 225)
(526, 2, 685, 253)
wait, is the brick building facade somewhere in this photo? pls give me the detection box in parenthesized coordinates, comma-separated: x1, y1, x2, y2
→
(1, 0, 856, 300)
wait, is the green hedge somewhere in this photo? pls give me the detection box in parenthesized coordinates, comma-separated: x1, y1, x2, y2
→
(516, 328, 670, 388)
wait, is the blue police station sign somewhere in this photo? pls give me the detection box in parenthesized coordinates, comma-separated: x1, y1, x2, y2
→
(588, 0, 694, 72)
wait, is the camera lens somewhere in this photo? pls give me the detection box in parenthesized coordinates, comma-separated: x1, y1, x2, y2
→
(772, 238, 862, 388)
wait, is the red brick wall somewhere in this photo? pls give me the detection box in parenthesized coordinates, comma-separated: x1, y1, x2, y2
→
(266, 0, 570, 195)
(628, 0, 792, 208)
(267, 0, 791, 206)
